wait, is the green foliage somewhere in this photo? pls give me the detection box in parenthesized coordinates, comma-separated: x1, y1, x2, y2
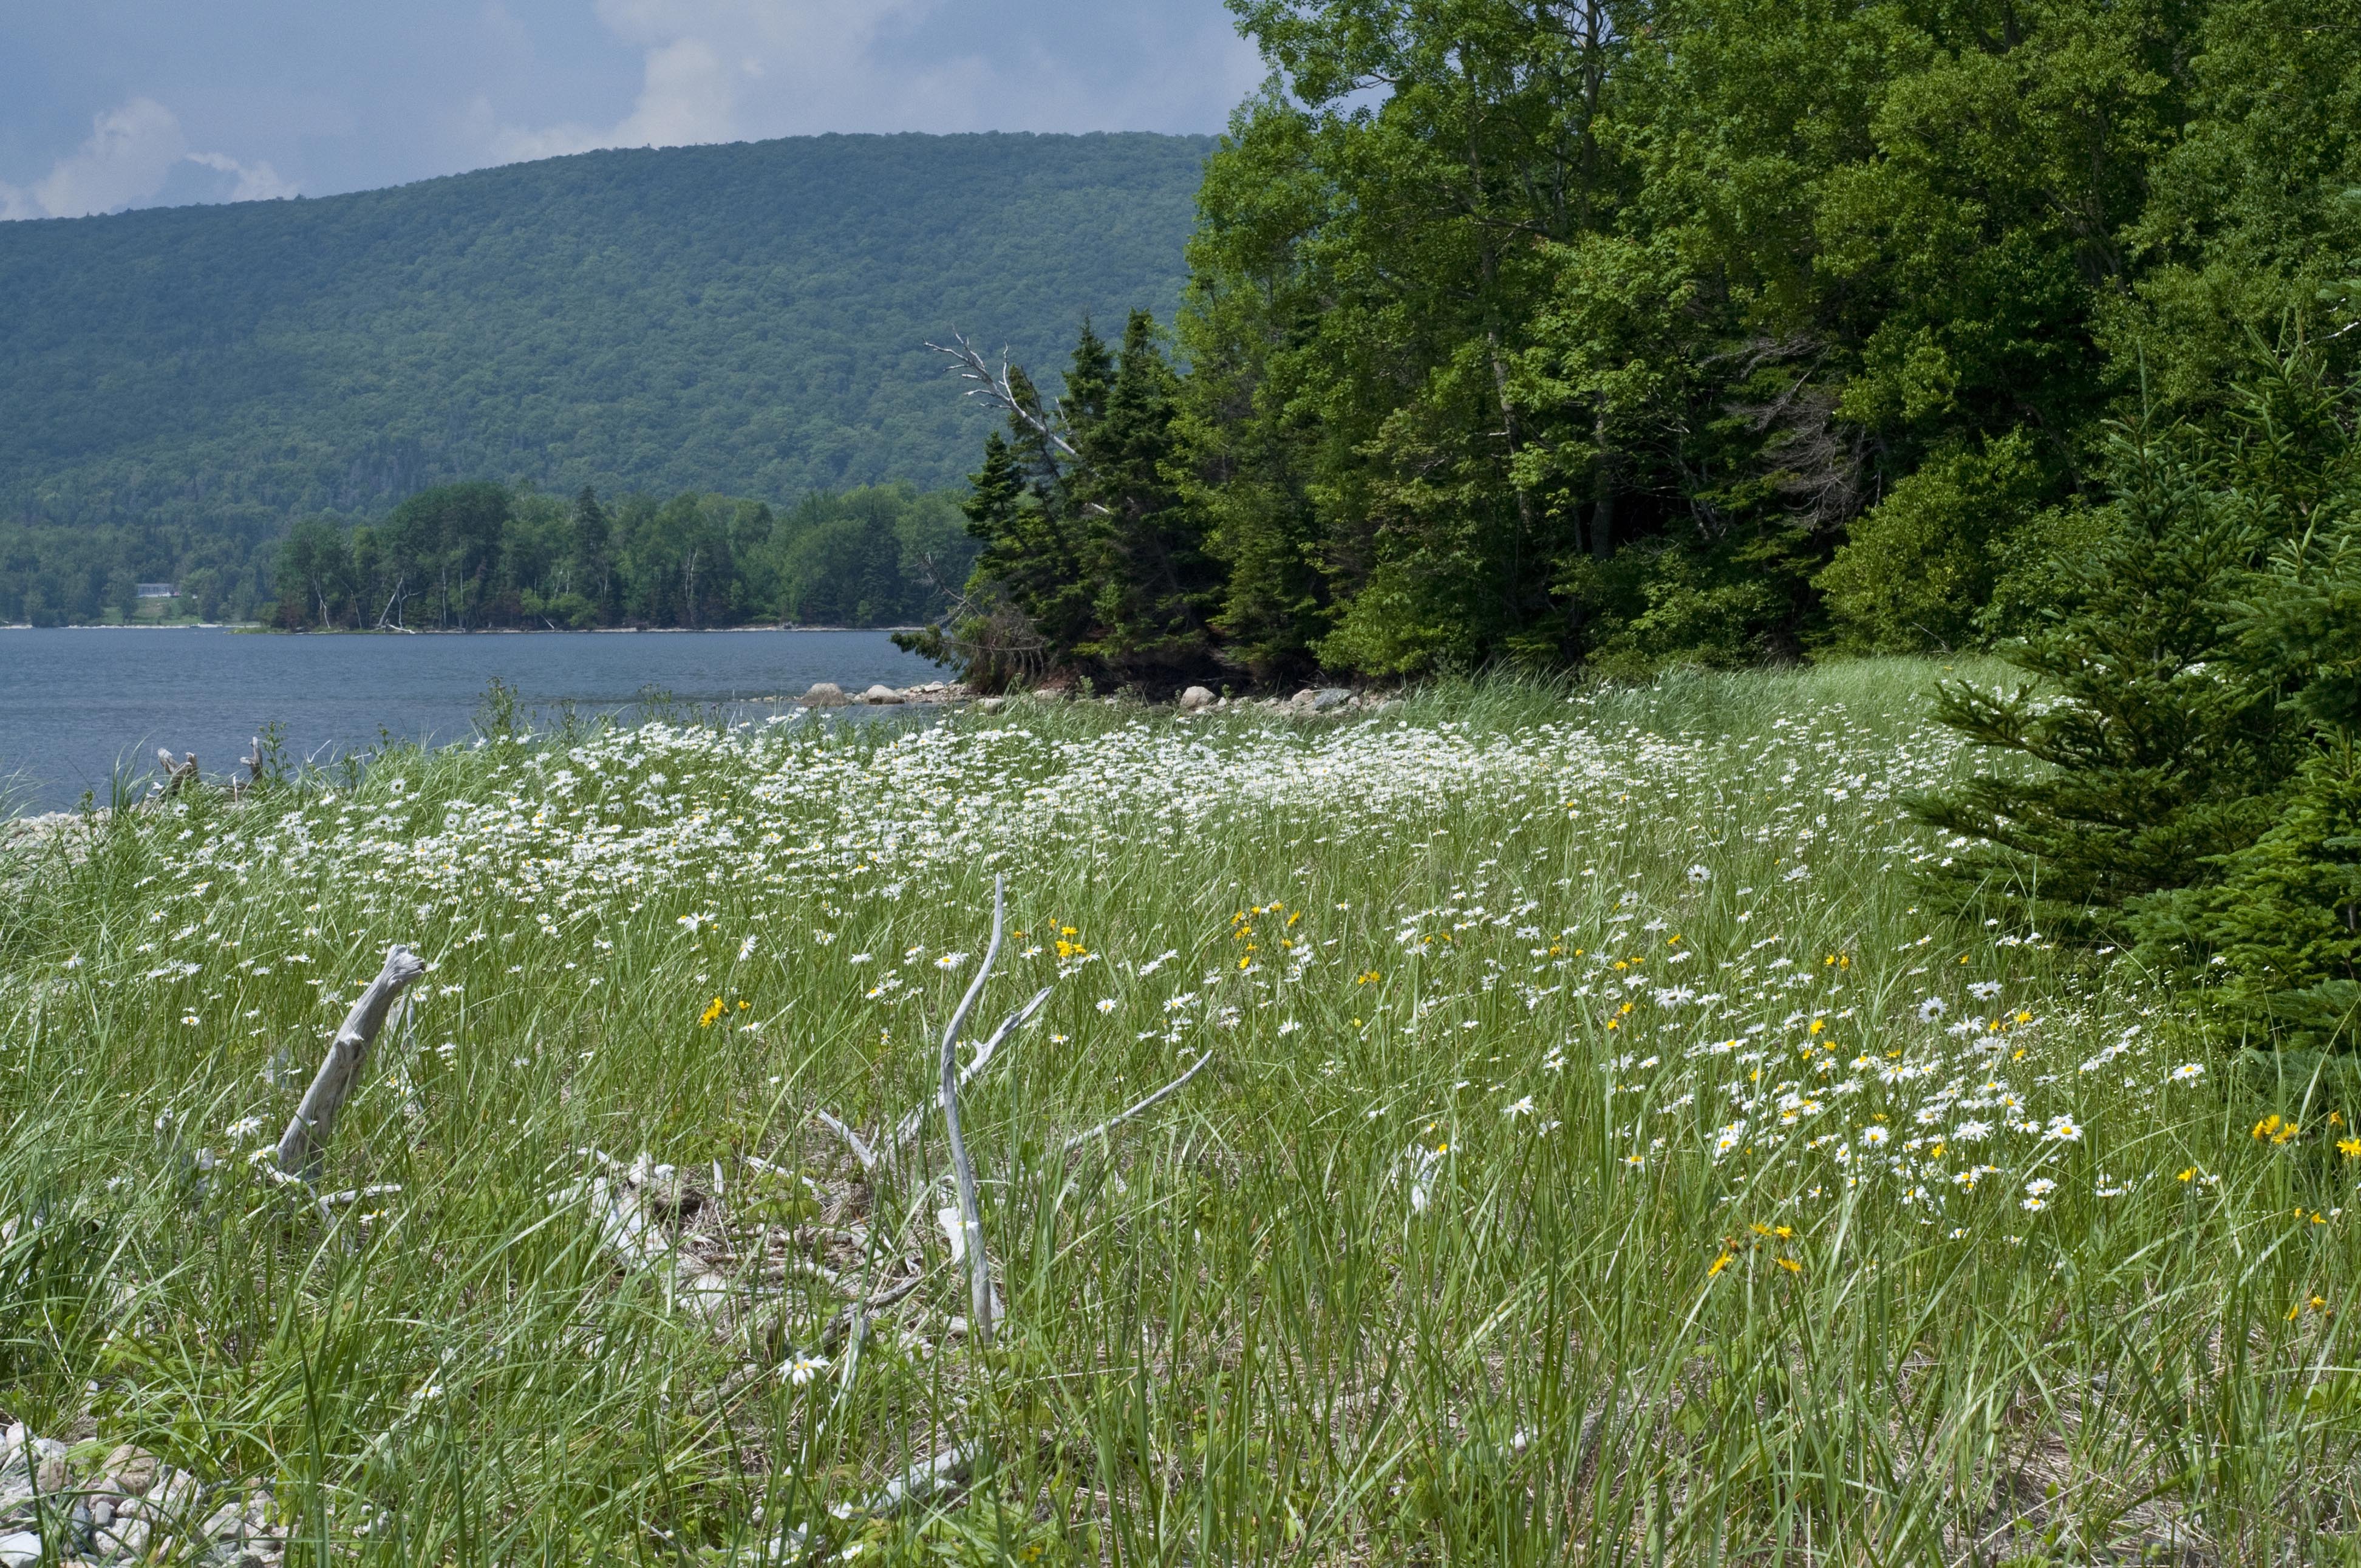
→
(1923, 343, 2361, 1048)
(929, 315, 1219, 692)
(0, 131, 1207, 544)
(269, 480, 975, 631)
(931, 0, 2361, 686)
(1911, 412, 2297, 939)
(1816, 433, 2051, 654)
(2139, 747, 2361, 1045)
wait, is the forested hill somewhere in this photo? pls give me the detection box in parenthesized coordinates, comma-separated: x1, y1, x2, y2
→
(0, 132, 1210, 539)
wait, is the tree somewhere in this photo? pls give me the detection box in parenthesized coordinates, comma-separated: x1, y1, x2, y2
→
(272, 518, 353, 630)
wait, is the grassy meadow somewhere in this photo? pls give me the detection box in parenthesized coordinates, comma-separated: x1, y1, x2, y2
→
(4, 662, 2360, 1564)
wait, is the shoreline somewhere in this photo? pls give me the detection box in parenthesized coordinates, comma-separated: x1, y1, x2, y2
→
(0, 623, 923, 634)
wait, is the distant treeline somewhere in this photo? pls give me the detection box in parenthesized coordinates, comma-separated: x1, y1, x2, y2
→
(270, 482, 978, 630)
(0, 516, 276, 625)
(0, 482, 976, 629)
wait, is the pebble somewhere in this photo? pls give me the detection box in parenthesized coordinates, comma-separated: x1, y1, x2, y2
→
(0, 1426, 281, 1568)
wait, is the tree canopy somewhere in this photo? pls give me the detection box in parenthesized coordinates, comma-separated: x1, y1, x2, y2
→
(924, 0, 2361, 689)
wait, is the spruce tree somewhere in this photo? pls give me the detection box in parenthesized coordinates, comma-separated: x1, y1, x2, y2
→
(1910, 415, 2297, 938)
(1070, 311, 1221, 684)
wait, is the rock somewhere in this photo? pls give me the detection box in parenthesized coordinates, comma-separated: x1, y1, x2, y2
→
(976, 697, 1004, 713)
(861, 684, 905, 705)
(32, 1455, 64, 1497)
(103, 1447, 159, 1497)
(151, 1470, 197, 1514)
(98, 1533, 145, 1565)
(1032, 688, 1067, 703)
(799, 683, 848, 707)
(0, 1532, 41, 1568)
(1177, 686, 1215, 712)
(202, 1501, 243, 1539)
(1308, 686, 1355, 714)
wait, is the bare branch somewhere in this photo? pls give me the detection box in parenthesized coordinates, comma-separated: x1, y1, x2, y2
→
(886, 985, 1049, 1158)
(1062, 1051, 1215, 1154)
(927, 334, 1086, 466)
(274, 944, 427, 1178)
(938, 876, 1006, 1344)
(148, 749, 201, 803)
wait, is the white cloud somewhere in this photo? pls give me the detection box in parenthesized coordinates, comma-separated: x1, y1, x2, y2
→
(0, 98, 298, 220)
(1, 98, 185, 220)
(481, 0, 1261, 164)
(186, 151, 299, 203)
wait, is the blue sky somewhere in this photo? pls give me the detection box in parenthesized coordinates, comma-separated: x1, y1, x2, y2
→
(0, 1, 1266, 220)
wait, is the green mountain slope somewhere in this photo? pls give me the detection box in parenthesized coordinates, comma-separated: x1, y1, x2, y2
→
(0, 132, 1210, 536)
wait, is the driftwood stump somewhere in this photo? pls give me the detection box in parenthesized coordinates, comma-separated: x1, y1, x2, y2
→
(274, 944, 426, 1178)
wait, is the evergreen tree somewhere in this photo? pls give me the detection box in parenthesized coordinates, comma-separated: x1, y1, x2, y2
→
(1070, 312, 1221, 682)
(1910, 414, 2299, 938)
(571, 487, 615, 618)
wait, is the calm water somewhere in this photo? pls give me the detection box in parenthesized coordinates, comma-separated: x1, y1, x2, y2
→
(0, 627, 938, 812)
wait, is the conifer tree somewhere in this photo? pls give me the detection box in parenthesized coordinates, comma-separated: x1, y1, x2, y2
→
(1910, 414, 2297, 938)
(1070, 311, 1221, 681)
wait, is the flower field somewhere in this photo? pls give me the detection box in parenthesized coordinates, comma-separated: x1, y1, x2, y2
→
(4, 662, 2359, 1563)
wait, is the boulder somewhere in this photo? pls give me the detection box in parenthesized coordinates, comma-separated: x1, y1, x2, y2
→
(1309, 686, 1355, 713)
(862, 684, 905, 704)
(1177, 686, 1215, 712)
(799, 682, 848, 708)
(976, 697, 1004, 714)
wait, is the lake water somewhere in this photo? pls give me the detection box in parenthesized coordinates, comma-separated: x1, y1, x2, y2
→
(0, 627, 939, 813)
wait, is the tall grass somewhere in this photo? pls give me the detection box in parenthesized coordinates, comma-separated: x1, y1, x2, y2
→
(3, 660, 2358, 1564)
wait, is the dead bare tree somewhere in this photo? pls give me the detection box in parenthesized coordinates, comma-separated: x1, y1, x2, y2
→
(927, 334, 1086, 465)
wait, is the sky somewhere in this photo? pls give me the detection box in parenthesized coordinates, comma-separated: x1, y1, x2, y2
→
(0, 1, 1268, 221)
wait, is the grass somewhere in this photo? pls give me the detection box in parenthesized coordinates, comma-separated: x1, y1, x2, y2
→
(3, 658, 2359, 1564)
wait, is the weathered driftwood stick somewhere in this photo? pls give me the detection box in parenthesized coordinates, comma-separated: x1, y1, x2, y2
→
(274, 944, 426, 1177)
(937, 877, 1006, 1345)
(886, 984, 1049, 1159)
(1062, 1051, 1215, 1153)
(813, 1108, 877, 1172)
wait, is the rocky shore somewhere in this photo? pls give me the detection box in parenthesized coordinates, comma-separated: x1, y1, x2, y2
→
(792, 679, 1389, 716)
(2, 1425, 283, 1568)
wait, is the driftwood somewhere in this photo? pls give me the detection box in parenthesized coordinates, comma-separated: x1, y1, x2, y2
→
(612, 878, 1212, 1544)
(148, 749, 200, 802)
(1062, 1051, 1215, 1154)
(274, 944, 426, 1177)
(936, 876, 1007, 1344)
